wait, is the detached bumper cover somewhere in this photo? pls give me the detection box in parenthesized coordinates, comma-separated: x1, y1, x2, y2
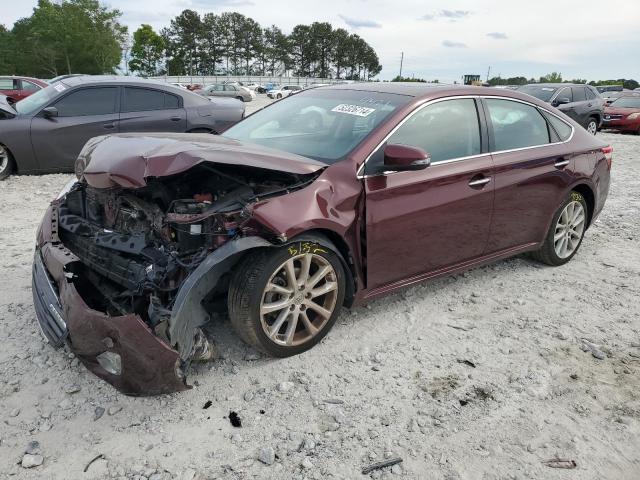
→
(33, 205, 189, 396)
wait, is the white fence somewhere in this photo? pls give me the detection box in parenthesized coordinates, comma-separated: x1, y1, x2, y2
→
(150, 75, 353, 86)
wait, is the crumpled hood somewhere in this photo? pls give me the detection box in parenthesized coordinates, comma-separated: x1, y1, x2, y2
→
(80, 132, 327, 189)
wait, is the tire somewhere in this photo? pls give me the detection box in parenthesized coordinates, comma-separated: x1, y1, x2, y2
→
(531, 191, 588, 266)
(235, 96, 244, 102)
(228, 244, 346, 357)
(0, 144, 15, 181)
(586, 117, 598, 135)
(277, 94, 282, 99)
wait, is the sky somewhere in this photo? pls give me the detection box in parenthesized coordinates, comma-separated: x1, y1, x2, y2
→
(4, 0, 640, 83)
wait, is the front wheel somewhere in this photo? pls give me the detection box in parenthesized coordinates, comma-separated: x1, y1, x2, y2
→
(0, 144, 15, 181)
(228, 245, 345, 357)
(531, 191, 588, 266)
(277, 93, 282, 99)
(586, 117, 598, 135)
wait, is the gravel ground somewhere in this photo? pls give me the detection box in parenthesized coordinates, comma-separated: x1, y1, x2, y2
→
(0, 132, 638, 480)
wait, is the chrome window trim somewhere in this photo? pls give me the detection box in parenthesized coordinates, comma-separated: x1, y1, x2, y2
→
(356, 94, 575, 179)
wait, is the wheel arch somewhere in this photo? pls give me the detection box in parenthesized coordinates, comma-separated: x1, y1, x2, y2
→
(571, 182, 595, 228)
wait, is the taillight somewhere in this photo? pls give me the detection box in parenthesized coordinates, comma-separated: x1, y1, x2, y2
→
(602, 145, 613, 170)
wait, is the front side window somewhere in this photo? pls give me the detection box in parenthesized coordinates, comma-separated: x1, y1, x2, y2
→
(555, 88, 573, 102)
(22, 80, 41, 92)
(386, 98, 481, 164)
(122, 87, 177, 112)
(486, 99, 550, 151)
(54, 87, 118, 117)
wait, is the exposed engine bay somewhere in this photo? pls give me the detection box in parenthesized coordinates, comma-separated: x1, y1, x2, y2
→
(56, 163, 318, 361)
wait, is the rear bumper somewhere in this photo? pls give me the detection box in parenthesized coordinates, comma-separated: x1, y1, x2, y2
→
(33, 204, 189, 396)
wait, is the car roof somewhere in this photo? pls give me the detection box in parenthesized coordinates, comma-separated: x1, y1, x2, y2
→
(525, 83, 592, 88)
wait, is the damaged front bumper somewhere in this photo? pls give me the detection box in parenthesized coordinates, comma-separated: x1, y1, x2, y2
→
(33, 202, 274, 395)
(33, 221, 189, 395)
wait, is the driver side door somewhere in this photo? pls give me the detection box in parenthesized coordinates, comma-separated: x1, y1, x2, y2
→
(30, 86, 120, 172)
(364, 98, 495, 292)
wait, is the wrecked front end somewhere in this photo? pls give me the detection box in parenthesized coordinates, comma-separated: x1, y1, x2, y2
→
(33, 160, 320, 395)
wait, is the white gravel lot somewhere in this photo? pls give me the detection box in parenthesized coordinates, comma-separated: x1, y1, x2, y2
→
(0, 132, 638, 480)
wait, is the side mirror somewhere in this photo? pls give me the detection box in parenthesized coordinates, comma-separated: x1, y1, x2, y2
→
(42, 106, 58, 118)
(553, 97, 571, 107)
(383, 144, 431, 171)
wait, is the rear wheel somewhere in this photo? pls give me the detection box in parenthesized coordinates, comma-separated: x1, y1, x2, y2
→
(531, 191, 588, 266)
(0, 144, 15, 180)
(277, 93, 282, 99)
(228, 245, 345, 357)
(586, 117, 598, 135)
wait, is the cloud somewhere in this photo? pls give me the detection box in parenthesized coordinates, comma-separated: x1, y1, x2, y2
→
(487, 32, 508, 39)
(442, 40, 467, 48)
(339, 14, 382, 29)
(422, 10, 471, 21)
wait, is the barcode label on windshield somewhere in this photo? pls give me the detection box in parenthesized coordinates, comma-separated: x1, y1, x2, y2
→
(332, 104, 375, 117)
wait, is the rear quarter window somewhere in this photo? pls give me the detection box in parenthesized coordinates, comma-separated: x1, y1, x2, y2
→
(542, 111, 573, 141)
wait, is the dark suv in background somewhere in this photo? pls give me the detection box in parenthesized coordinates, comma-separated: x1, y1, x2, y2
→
(518, 84, 604, 134)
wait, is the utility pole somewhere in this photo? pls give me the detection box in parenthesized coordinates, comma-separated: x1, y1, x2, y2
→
(399, 52, 404, 79)
(486, 66, 491, 82)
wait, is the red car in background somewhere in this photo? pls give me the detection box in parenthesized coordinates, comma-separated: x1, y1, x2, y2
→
(0, 76, 48, 104)
(602, 95, 640, 134)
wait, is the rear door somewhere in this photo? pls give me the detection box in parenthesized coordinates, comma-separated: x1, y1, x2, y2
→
(118, 86, 186, 133)
(364, 98, 494, 290)
(483, 97, 575, 253)
(30, 86, 120, 171)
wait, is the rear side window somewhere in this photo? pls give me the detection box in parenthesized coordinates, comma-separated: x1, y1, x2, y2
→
(585, 87, 597, 100)
(0, 78, 18, 89)
(123, 87, 179, 112)
(572, 87, 586, 102)
(542, 111, 573, 141)
(387, 98, 482, 164)
(54, 87, 118, 117)
(486, 99, 550, 151)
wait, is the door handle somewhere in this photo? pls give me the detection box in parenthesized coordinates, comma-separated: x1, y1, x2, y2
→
(170, 116, 182, 122)
(555, 159, 570, 168)
(468, 176, 491, 187)
(102, 123, 115, 129)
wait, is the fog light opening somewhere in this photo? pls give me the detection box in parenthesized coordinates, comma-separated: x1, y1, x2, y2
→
(96, 351, 122, 376)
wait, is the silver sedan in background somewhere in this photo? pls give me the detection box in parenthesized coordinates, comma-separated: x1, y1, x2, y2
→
(197, 84, 255, 102)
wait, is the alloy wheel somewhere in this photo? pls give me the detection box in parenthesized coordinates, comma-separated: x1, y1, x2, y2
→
(0, 145, 8, 174)
(260, 253, 338, 347)
(553, 200, 586, 259)
(586, 120, 597, 135)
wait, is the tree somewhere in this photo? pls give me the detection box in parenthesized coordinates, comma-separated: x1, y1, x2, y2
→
(0, 25, 16, 74)
(163, 9, 202, 76)
(129, 25, 165, 76)
(9, 0, 126, 77)
(540, 72, 562, 83)
(200, 13, 224, 75)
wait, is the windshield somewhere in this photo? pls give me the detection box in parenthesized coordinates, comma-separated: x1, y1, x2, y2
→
(518, 85, 558, 102)
(223, 89, 410, 164)
(14, 84, 60, 115)
(611, 96, 640, 108)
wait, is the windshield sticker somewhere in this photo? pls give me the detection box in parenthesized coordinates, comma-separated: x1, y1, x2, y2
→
(332, 104, 375, 117)
(54, 84, 66, 92)
(541, 87, 555, 91)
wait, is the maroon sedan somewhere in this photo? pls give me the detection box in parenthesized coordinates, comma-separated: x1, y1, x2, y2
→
(0, 76, 47, 103)
(602, 95, 640, 134)
(33, 84, 612, 394)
